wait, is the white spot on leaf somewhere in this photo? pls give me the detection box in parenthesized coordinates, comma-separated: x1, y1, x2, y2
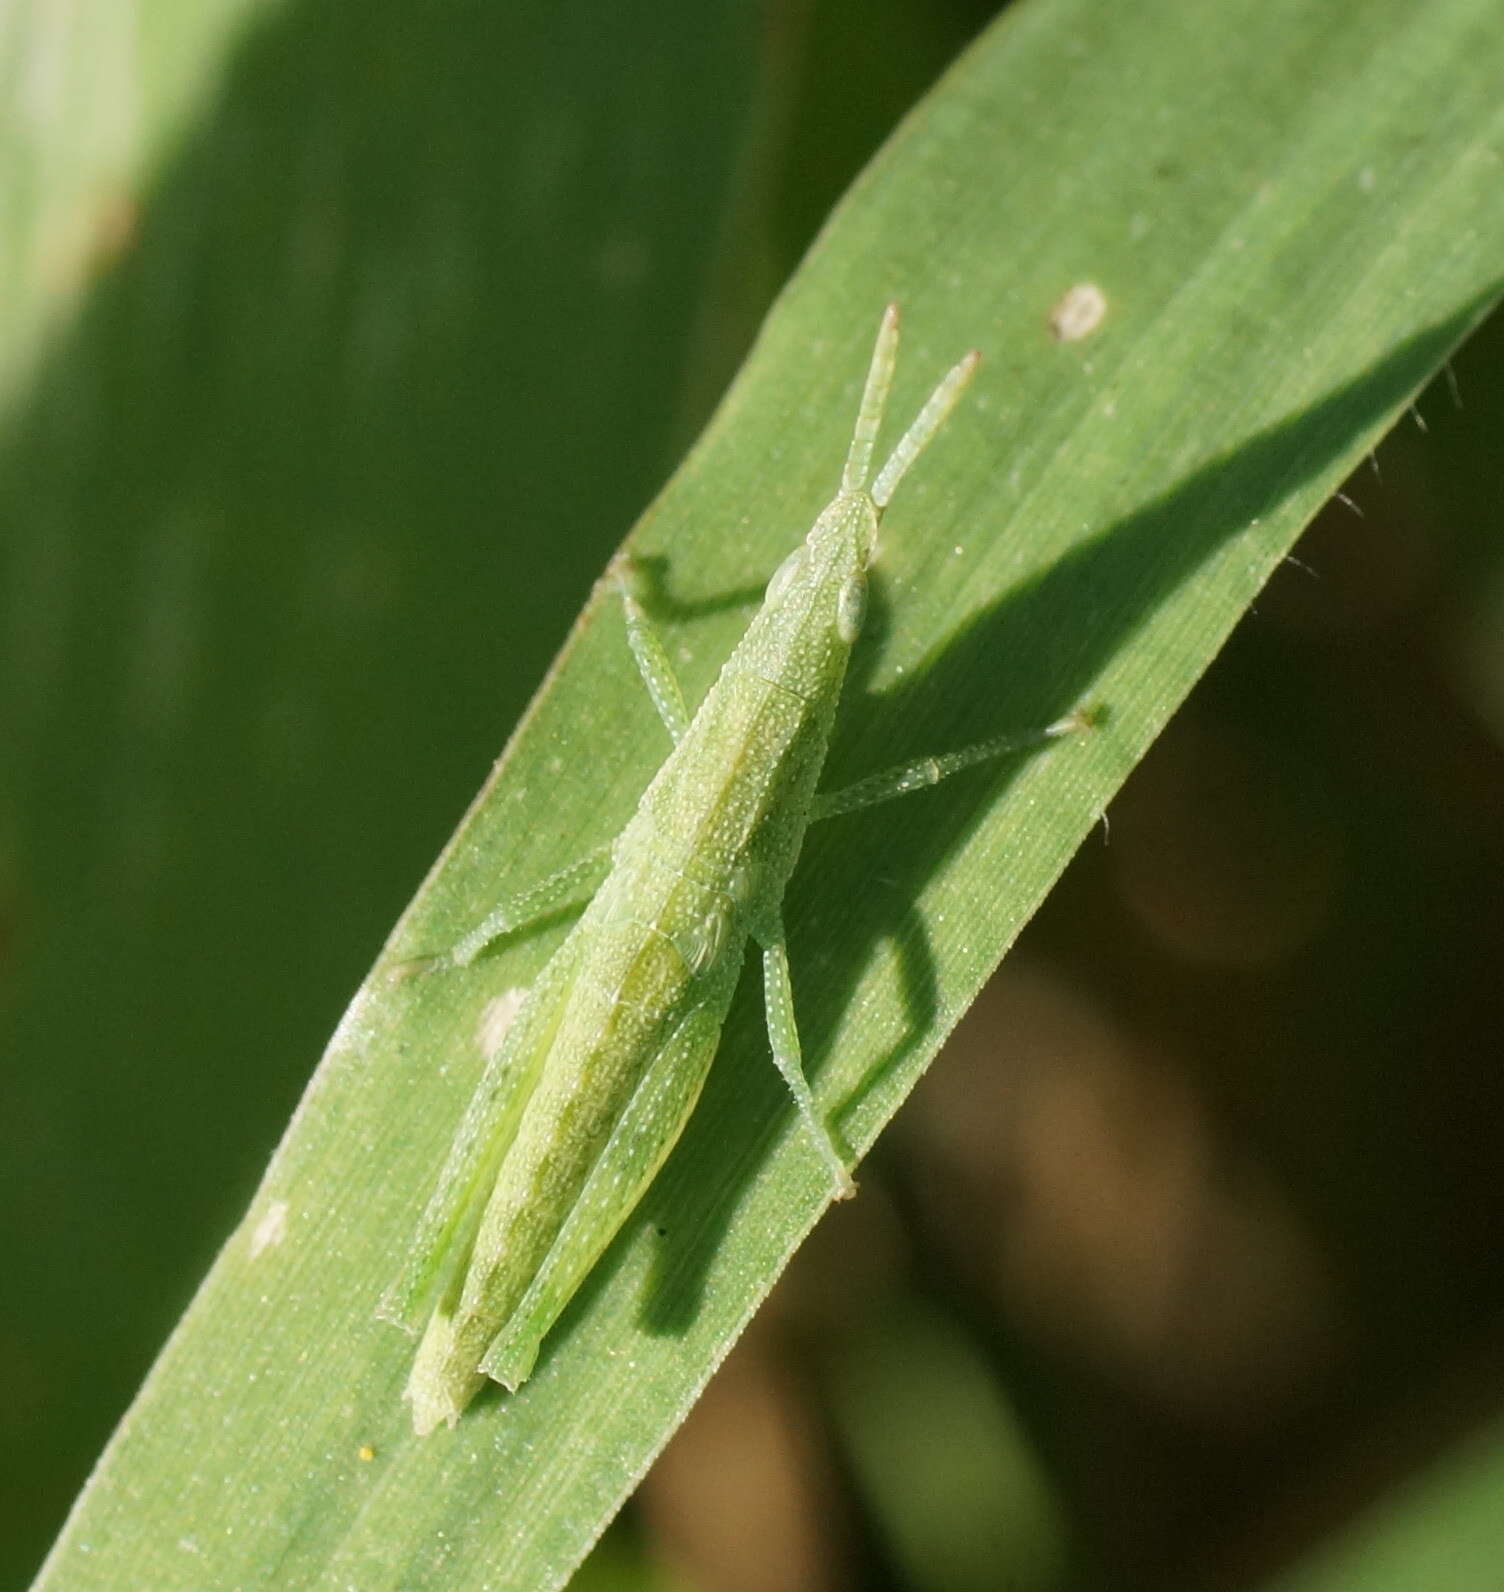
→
(250, 1200, 289, 1258)
(1049, 282, 1108, 342)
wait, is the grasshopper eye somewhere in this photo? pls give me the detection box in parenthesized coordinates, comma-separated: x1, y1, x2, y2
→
(766, 548, 804, 606)
(836, 572, 867, 644)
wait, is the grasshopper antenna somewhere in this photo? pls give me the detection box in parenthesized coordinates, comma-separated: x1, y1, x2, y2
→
(843, 303, 901, 493)
(872, 346, 980, 510)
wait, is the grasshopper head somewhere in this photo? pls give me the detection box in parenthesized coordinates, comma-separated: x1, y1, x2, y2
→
(750, 309, 979, 684)
(830, 302, 979, 573)
(801, 305, 981, 642)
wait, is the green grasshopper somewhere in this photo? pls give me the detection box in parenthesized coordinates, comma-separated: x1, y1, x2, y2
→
(381, 305, 1086, 1434)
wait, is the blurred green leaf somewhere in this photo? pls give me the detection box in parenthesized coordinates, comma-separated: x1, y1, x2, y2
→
(17, 0, 1504, 1588)
(1259, 1411, 1504, 1592)
(828, 1296, 1069, 1592)
(0, 0, 768, 1581)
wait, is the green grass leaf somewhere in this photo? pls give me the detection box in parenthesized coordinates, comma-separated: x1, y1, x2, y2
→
(24, 0, 1504, 1588)
(1261, 1412, 1504, 1592)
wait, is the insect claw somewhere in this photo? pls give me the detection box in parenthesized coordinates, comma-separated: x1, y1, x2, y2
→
(1048, 701, 1107, 738)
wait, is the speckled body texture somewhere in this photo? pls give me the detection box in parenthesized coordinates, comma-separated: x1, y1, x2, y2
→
(384, 308, 984, 1434)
